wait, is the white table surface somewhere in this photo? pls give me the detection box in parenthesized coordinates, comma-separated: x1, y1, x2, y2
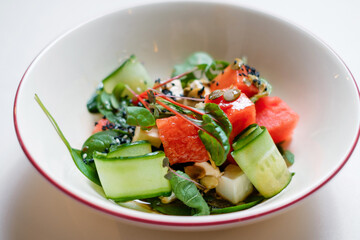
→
(2, 0, 360, 239)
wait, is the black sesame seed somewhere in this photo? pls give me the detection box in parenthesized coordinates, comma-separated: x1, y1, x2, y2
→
(94, 121, 98, 126)
(216, 82, 219, 86)
(198, 86, 205, 95)
(161, 89, 173, 99)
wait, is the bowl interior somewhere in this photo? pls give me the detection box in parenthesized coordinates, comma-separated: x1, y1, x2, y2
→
(15, 1, 360, 228)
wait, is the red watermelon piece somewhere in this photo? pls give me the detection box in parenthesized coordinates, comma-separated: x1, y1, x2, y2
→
(92, 118, 110, 134)
(210, 65, 259, 98)
(255, 96, 299, 143)
(156, 115, 209, 165)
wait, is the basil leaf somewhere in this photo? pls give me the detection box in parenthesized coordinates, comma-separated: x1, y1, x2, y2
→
(81, 129, 129, 164)
(199, 114, 230, 166)
(126, 106, 155, 128)
(146, 198, 192, 216)
(35, 94, 101, 185)
(204, 103, 232, 137)
(169, 170, 210, 216)
(210, 196, 264, 214)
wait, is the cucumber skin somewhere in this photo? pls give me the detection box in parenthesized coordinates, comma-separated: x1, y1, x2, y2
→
(94, 151, 171, 201)
(102, 55, 152, 95)
(232, 124, 262, 151)
(231, 128, 291, 198)
(107, 140, 152, 158)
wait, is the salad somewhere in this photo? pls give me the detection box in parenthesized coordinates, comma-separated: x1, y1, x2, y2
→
(36, 52, 299, 216)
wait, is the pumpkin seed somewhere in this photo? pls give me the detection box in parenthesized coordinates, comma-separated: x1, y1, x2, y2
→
(223, 88, 241, 101)
(208, 90, 224, 100)
(231, 58, 244, 70)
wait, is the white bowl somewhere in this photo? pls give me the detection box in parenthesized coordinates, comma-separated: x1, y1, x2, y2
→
(14, 1, 360, 230)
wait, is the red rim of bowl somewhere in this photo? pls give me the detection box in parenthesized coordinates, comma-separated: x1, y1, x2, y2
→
(13, 1, 360, 227)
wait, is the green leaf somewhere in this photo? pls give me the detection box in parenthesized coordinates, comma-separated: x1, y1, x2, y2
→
(169, 170, 210, 216)
(126, 106, 155, 128)
(171, 52, 226, 87)
(146, 198, 193, 216)
(34, 94, 101, 185)
(210, 196, 264, 214)
(172, 52, 214, 77)
(284, 150, 295, 165)
(71, 148, 101, 185)
(199, 114, 230, 166)
(277, 143, 295, 165)
(97, 91, 129, 126)
(86, 92, 100, 113)
(204, 103, 232, 137)
(81, 129, 129, 164)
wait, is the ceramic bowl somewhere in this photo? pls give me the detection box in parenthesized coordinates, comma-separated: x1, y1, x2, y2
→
(14, 1, 360, 230)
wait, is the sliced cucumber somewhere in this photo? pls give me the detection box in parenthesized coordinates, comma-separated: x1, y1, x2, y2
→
(107, 140, 152, 158)
(232, 124, 262, 151)
(94, 151, 171, 202)
(102, 55, 153, 95)
(231, 126, 291, 198)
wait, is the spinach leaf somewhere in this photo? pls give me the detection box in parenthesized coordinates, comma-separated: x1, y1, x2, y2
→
(146, 198, 192, 216)
(86, 83, 103, 113)
(126, 106, 155, 128)
(284, 150, 295, 165)
(71, 148, 101, 185)
(199, 114, 230, 166)
(168, 170, 210, 216)
(171, 52, 228, 87)
(81, 129, 129, 164)
(277, 143, 295, 165)
(172, 52, 213, 77)
(204, 103, 232, 137)
(97, 91, 129, 126)
(86, 92, 100, 113)
(35, 94, 101, 186)
(210, 196, 264, 214)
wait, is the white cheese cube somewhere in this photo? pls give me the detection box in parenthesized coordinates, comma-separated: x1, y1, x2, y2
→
(216, 164, 253, 204)
(132, 126, 162, 148)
